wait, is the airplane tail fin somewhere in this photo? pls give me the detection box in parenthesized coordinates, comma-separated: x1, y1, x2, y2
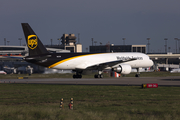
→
(21, 23, 49, 56)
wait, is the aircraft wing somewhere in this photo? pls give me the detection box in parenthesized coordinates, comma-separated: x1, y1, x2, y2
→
(75, 58, 137, 70)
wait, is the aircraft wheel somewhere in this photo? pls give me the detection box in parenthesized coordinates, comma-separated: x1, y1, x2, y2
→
(73, 74, 76, 79)
(135, 74, 140, 77)
(94, 74, 98, 78)
(73, 74, 82, 79)
(100, 74, 103, 78)
(94, 74, 103, 78)
(79, 75, 82, 78)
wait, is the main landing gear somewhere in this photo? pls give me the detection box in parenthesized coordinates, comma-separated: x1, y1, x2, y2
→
(73, 74, 82, 78)
(94, 74, 103, 78)
(135, 68, 140, 77)
(94, 71, 103, 78)
(73, 70, 104, 79)
(73, 70, 82, 79)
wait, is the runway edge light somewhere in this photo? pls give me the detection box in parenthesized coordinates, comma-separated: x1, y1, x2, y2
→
(142, 83, 158, 88)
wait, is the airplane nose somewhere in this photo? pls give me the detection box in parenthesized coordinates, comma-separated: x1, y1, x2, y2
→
(150, 60, 154, 66)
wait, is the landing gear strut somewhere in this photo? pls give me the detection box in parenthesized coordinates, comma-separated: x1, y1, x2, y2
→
(135, 68, 140, 77)
(94, 71, 103, 78)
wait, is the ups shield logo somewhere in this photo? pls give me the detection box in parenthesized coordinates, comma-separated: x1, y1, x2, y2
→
(28, 35, 38, 49)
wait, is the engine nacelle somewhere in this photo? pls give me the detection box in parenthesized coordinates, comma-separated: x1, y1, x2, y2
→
(112, 64, 132, 74)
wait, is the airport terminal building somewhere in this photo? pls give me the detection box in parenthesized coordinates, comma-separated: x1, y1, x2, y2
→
(89, 45, 146, 53)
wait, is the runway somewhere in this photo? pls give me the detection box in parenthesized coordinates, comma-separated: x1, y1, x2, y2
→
(1, 76, 180, 86)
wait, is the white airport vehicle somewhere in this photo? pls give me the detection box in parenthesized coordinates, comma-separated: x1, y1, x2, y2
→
(170, 68, 180, 73)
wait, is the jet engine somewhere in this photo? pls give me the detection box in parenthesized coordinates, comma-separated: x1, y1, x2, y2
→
(112, 64, 132, 74)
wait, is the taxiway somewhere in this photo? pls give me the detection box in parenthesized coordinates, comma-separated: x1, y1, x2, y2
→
(1, 76, 180, 86)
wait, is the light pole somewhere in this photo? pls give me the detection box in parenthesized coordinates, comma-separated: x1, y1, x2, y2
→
(86, 47, 88, 52)
(147, 38, 150, 53)
(19, 38, 22, 46)
(51, 39, 53, 46)
(168, 47, 171, 52)
(7, 41, 10, 45)
(174, 38, 178, 53)
(178, 39, 180, 53)
(122, 38, 126, 45)
(4, 38, 6, 45)
(57, 38, 61, 46)
(164, 38, 168, 53)
(94, 41, 97, 46)
(91, 38, 94, 46)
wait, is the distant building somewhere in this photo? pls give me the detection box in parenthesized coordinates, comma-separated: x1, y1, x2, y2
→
(0, 45, 28, 56)
(89, 45, 146, 53)
(0, 45, 70, 73)
(45, 34, 82, 53)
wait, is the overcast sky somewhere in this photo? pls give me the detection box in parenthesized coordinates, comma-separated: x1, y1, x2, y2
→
(1, 0, 180, 52)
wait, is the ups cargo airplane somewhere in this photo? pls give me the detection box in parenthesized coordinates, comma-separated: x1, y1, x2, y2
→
(21, 23, 153, 78)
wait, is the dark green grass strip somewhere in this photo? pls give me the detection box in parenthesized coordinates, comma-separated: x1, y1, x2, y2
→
(0, 84, 180, 120)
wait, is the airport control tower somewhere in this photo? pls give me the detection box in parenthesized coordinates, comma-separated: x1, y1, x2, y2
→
(45, 33, 82, 53)
(61, 34, 82, 53)
(61, 34, 76, 46)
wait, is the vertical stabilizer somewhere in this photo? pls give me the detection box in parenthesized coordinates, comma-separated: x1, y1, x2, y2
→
(21, 23, 49, 56)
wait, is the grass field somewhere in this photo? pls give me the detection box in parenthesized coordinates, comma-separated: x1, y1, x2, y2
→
(0, 84, 180, 120)
(1, 71, 180, 79)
